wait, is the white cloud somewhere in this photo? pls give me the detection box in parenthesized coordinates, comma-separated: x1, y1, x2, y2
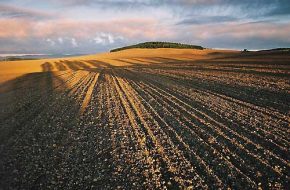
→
(93, 33, 125, 45)
(107, 34, 114, 44)
(71, 38, 78, 47)
(46, 38, 55, 46)
(94, 36, 105, 44)
(58, 37, 63, 44)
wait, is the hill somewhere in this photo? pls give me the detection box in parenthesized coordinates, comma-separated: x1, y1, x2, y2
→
(0, 47, 289, 189)
(0, 48, 229, 83)
(110, 42, 204, 52)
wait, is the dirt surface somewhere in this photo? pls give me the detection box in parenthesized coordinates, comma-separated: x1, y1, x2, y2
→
(0, 49, 289, 189)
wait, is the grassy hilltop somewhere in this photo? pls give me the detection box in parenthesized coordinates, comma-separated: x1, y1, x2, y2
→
(110, 42, 204, 52)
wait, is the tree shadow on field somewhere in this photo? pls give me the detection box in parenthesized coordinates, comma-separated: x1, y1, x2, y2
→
(0, 62, 68, 147)
(0, 68, 66, 190)
(112, 59, 142, 66)
(85, 60, 114, 69)
(149, 56, 184, 63)
(130, 58, 160, 64)
(50, 60, 112, 72)
(0, 61, 114, 189)
(54, 61, 68, 71)
(42, 62, 55, 71)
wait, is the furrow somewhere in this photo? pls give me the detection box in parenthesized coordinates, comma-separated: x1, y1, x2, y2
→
(109, 73, 165, 189)
(136, 76, 289, 188)
(119, 70, 257, 189)
(79, 72, 100, 115)
(115, 75, 209, 189)
(135, 70, 289, 167)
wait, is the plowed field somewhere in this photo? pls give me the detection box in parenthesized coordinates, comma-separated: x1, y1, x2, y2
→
(0, 49, 289, 189)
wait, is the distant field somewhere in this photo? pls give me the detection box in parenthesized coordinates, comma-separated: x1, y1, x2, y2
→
(0, 48, 289, 189)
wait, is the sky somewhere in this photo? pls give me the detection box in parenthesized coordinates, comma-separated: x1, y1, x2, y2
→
(0, 0, 290, 54)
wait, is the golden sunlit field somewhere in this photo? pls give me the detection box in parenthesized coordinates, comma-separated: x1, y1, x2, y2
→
(0, 48, 289, 189)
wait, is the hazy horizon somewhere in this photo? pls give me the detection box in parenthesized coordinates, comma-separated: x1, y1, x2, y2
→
(1, 0, 290, 54)
(0, 44, 279, 56)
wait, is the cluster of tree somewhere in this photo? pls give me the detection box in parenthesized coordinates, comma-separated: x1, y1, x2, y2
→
(110, 42, 204, 52)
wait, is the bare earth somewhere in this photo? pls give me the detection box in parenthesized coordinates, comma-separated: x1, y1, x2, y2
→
(0, 48, 289, 189)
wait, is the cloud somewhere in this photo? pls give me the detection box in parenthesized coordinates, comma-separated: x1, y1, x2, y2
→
(0, 18, 33, 38)
(71, 38, 78, 47)
(46, 38, 55, 46)
(0, 4, 54, 20)
(181, 21, 290, 49)
(58, 37, 63, 44)
(177, 15, 238, 25)
(0, 17, 172, 39)
(93, 36, 104, 44)
(46, 0, 158, 7)
(265, 5, 290, 16)
(93, 33, 125, 45)
(35, 0, 240, 8)
(0, 0, 290, 53)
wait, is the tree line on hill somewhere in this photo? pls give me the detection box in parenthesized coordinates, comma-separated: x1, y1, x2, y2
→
(110, 42, 204, 52)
